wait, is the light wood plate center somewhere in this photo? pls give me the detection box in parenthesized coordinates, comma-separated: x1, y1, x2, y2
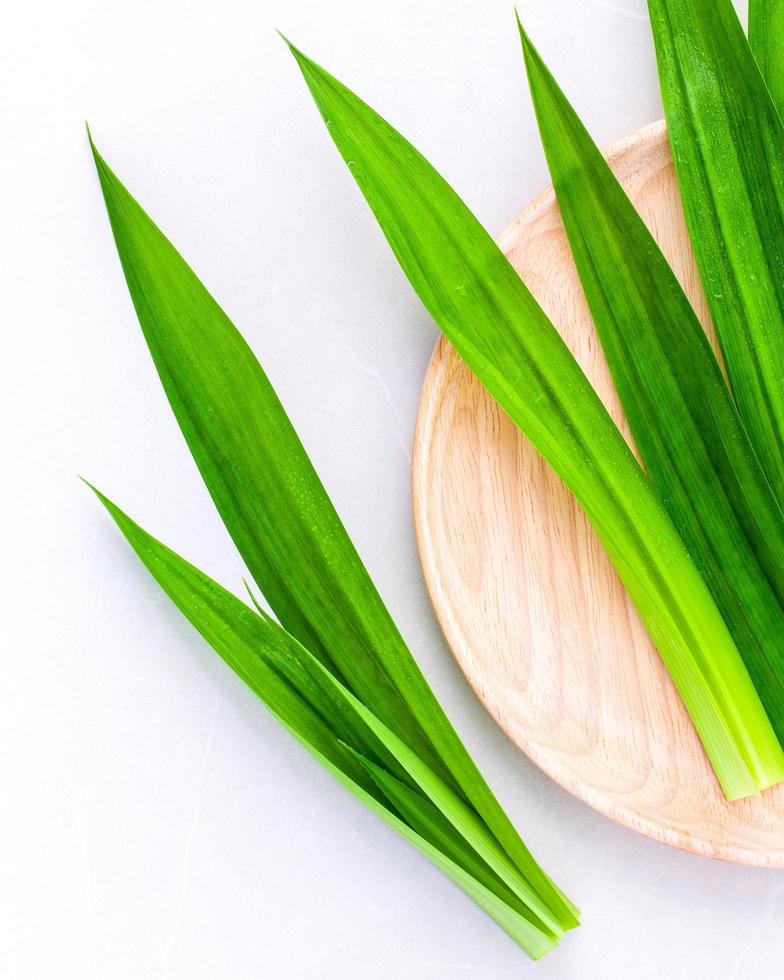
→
(412, 119, 784, 865)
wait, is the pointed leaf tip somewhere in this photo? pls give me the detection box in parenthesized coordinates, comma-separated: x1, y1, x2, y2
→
(515, 16, 541, 67)
(86, 127, 109, 177)
(514, 11, 541, 75)
(81, 479, 118, 515)
(80, 477, 117, 513)
(275, 28, 294, 49)
(279, 35, 335, 98)
(85, 127, 104, 174)
(78, 474, 98, 494)
(278, 31, 310, 68)
(85, 123, 102, 161)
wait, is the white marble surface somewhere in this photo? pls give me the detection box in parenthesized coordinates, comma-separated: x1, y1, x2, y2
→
(4, 0, 783, 976)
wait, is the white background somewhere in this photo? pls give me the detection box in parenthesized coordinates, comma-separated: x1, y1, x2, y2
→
(3, 0, 782, 977)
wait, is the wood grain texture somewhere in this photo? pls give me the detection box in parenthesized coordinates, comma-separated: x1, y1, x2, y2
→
(412, 119, 784, 865)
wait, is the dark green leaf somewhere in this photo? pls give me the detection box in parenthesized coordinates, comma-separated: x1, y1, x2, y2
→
(749, 0, 784, 113)
(518, 21, 784, 741)
(647, 0, 784, 503)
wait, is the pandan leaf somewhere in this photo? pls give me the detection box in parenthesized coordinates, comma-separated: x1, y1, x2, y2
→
(517, 22, 784, 741)
(283, 39, 784, 799)
(88, 141, 578, 937)
(88, 135, 450, 786)
(356, 754, 540, 927)
(89, 484, 564, 958)
(239, 585, 565, 937)
(750, 0, 784, 113)
(309, 658, 566, 937)
(647, 0, 784, 504)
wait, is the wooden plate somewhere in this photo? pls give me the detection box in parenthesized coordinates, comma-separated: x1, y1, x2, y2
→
(412, 119, 784, 866)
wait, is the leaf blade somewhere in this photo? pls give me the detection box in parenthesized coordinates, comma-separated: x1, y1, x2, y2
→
(749, 0, 784, 114)
(89, 136, 578, 921)
(284, 39, 784, 798)
(89, 485, 562, 958)
(518, 22, 784, 741)
(647, 0, 784, 503)
(356, 754, 562, 955)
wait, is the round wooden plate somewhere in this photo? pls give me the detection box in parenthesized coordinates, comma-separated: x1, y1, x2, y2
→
(412, 119, 784, 866)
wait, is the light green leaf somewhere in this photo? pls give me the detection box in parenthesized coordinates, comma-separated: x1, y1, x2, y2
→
(356, 755, 559, 955)
(750, 0, 784, 113)
(89, 484, 563, 958)
(322, 679, 566, 937)
(86, 482, 386, 797)
(518, 22, 784, 740)
(88, 134, 577, 924)
(647, 0, 784, 503)
(284, 38, 784, 799)
(357, 753, 536, 922)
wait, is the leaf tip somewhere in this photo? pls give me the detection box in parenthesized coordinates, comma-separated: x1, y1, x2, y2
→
(277, 30, 307, 66)
(242, 578, 269, 620)
(85, 122, 102, 163)
(275, 28, 293, 49)
(85, 125, 115, 190)
(79, 473, 98, 493)
(514, 6, 529, 44)
(277, 31, 327, 95)
(80, 476, 112, 509)
(517, 20, 536, 63)
(513, 12, 546, 85)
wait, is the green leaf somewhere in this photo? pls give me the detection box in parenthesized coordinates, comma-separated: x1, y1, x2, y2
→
(647, 0, 784, 503)
(310, 660, 566, 937)
(356, 755, 559, 955)
(517, 22, 784, 741)
(357, 753, 537, 924)
(283, 38, 784, 799)
(85, 482, 381, 798)
(89, 136, 442, 776)
(749, 0, 784, 113)
(88, 484, 563, 958)
(88, 139, 577, 932)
